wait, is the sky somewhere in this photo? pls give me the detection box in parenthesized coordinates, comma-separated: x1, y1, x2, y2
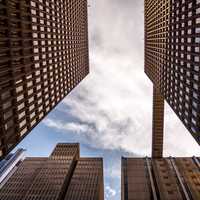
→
(14, 1, 200, 200)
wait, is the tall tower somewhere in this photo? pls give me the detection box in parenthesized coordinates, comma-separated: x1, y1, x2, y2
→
(145, 0, 200, 157)
(0, 143, 104, 200)
(0, 0, 89, 158)
(122, 1, 200, 198)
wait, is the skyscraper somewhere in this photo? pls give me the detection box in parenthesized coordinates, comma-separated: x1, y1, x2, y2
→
(145, 0, 200, 157)
(122, 157, 200, 200)
(0, 0, 89, 158)
(0, 143, 104, 200)
(0, 148, 25, 188)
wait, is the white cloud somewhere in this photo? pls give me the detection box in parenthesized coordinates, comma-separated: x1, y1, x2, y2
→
(44, 0, 200, 158)
(164, 104, 200, 156)
(105, 185, 117, 197)
(42, 2, 200, 200)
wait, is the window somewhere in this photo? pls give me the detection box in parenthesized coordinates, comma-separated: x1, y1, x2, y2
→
(17, 94, 24, 102)
(19, 119, 26, 128)
(18, 111, 25, 120)
(18, 103, 25, 111)
(16, 85, 23, 93)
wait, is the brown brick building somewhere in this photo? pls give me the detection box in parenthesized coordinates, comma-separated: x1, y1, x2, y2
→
(0, 0, 89, 158)
(145, 0, 200, 157)
(122, 157, 200, 200)
(0, 143, 104, 200)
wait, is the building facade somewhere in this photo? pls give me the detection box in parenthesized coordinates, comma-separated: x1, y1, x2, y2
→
(0, 148, 25, 188)
(0, 143, 104, 200)
(122, 157, 200, 200)
(145, 0, 200, 157)
(0, 0, 89, 158)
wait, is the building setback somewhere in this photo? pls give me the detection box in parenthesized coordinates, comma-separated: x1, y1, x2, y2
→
(0, 143, 104, 200)
(145, 0, 200, 157)
(0, 0, 89, 158)
(122, 157, 200, 200)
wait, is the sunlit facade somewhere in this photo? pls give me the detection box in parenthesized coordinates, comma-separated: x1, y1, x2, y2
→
(145, 0, 200, 157)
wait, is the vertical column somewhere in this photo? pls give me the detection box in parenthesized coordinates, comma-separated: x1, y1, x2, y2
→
(152, 86, 165, 158)
(121, 157, 128, 200)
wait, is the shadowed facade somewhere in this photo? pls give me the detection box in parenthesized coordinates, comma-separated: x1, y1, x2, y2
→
(0, 0, 89, 158)
(0, 143, 104, 200)
(122, 157, 200, 200)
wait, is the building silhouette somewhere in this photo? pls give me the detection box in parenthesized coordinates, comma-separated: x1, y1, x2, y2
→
(122, 157, 200, 200)
(0, 0, 89, 158)
(0, 143, 104, 200)
(145, 0, 200, 157)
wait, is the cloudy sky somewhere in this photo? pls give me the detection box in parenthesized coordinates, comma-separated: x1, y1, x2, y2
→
(15, 0, 200, 199)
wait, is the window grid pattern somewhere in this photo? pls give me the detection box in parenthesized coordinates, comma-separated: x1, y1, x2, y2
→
(0, 0, 89, 158)
(122, 158, 151, 200)
(24, 159, 74, 200)
(152, 87, 165, 158)
(0, 158, 46, 200)
(145, 0, 170, 91)
(64, 158, 104, 200)
(145, 0, 200, 144)
(152, 159, 183, 199)
(0, 0, 34, 158)
(175, 158, 200, 200)
(50, 143, 80, 160)
(122, 157, 200, 200)
(23, 143, 79, 200)
(166, 0, 200, 141)
(0, 144, 103, 200)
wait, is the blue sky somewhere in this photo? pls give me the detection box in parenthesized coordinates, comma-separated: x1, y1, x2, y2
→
(14, 95, 135, 199)
(14, 105, 127, 199)
(13, 1, 200, 200)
